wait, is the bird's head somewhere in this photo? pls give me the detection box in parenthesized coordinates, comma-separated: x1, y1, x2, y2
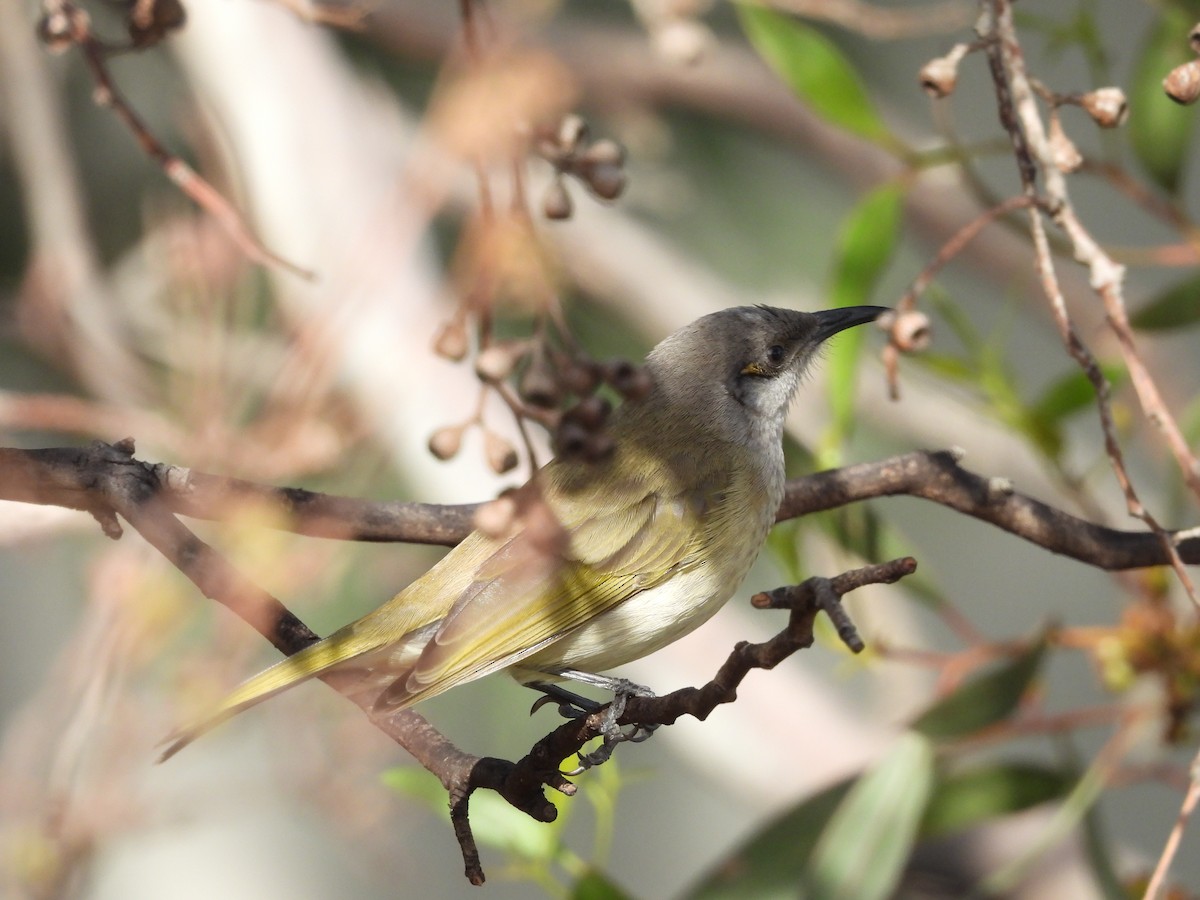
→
(640, 305, 888, 440)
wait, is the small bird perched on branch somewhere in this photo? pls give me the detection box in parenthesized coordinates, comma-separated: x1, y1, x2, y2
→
(161, 304, 887, 761)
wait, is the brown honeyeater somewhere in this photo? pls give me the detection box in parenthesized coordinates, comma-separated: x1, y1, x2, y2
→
(161, 305, 887, 759)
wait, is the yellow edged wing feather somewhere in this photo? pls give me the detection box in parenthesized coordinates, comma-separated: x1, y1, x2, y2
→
(159, 531, 501, 760)
(377, 447, 724, 710)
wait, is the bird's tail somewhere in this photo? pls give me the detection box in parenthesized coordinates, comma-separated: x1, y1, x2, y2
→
(158, 632, 370, 762)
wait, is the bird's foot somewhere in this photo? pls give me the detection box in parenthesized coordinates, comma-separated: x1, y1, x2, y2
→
(569, 688, 660, 774)
(527, 674, 659, 773)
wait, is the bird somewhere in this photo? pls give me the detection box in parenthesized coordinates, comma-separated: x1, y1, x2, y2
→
(161, 304, 887, 761)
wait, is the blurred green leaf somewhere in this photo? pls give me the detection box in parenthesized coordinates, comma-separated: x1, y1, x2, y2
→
(823, 183, 904, 462)
(825, 502, 883, 562)
(973, 332, 1068, 461)
(766, 518, 806, 584)
(921, 762, 1075, 838)
(381, 765, 449, 809)
(978, 346, 1026, 427)
(928, 290, 984, 356)
(806, 497, 945, 616)
(571, 868, 633, 900)
(1132, 272, 1200, 329)
(872, 524, 946, 611)
(782, 431, 818, 479)
(912, 637, 1048, 740)
(806, 732, 935, 900)
(1129, 7, 1197, 193)
(915, 352, 978, 384)
(980, 745, 1110, 894)
(737, 4, 893, 146)
(1081, 798, 1128, 900)
(1184, 393, 1200, 447)
(1018, 5, 1109, 78)
(684, 779, 854, 900)
(1031, 363, 1127, 423)
(467, 790, 563, 861)
(829, 184, 904, 310)
(382, 766, 562, 861)
(916, 294, 1105, 461)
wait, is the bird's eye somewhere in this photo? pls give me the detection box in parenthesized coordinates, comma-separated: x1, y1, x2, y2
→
(766, 344, 787, 367)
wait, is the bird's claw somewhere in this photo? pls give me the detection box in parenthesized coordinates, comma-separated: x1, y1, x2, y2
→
(627, 723, 659, 743)
(529, 693, 589, 719)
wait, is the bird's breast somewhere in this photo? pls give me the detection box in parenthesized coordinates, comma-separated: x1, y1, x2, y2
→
(523, 467, 781, 677)
(521, 562, 745, 675)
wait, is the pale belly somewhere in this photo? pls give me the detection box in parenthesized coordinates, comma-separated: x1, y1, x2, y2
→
(517, 548, 760, 679)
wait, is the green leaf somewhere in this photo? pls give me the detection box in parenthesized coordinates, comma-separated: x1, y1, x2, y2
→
(921, 763, 1075, 839)
(1031, 362, 1128, 423)
(1129, 8, 1198, 194)
(571, 869, 633, 900)
(822, 183, 904, 461)
(807, 500, 944, 617)
(684, 778, 854, 900)
(737, 4, 892, 146)
(1018, 5, 1108, 77)
(805, 732, 936, 900)
(1132, 272, 1200, 329)
(912, 636, 1048, 740)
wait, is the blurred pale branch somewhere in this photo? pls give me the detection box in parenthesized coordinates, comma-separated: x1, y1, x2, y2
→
(758, 0, 973, 40)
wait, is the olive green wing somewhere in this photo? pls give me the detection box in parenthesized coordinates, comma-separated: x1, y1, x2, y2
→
(375, 464, 719, 711)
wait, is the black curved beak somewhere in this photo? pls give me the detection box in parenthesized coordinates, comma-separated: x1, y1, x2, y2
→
(812, 306, 890, 343)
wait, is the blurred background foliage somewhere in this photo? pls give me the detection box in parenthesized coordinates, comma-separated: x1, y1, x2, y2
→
(3, 0, 1200, 898)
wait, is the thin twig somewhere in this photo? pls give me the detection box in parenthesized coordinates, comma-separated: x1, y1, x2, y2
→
(981, 0, 1199, 605)
(896, 194, 1033, 313)
(42, 0, 315, 279)
(886, 193, 1034, 397)
(1143, 746, 1200, 900)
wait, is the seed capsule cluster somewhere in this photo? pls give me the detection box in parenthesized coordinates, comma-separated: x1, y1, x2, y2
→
(534, 116, 628, 221)
(428, 319, 653, 476)
(918, 41, 1127, 175)
(37, 0, 186, 52)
